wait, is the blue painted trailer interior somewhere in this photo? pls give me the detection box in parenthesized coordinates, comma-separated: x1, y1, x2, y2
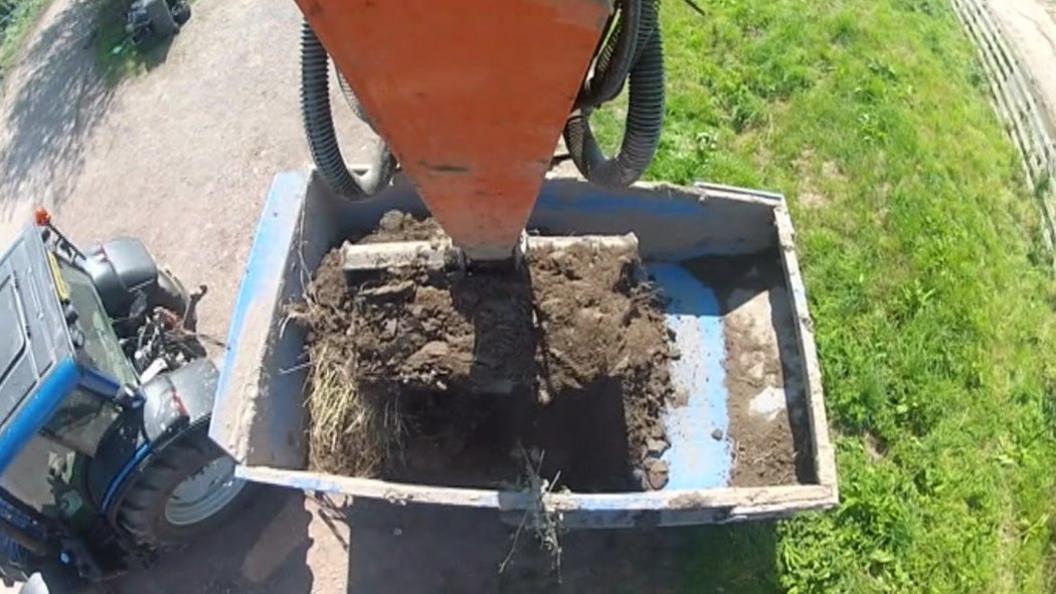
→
(210, 171, 836, 526)
(649, 264, 731, 489)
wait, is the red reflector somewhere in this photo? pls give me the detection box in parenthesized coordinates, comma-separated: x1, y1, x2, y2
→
(171, 391, 189, 417)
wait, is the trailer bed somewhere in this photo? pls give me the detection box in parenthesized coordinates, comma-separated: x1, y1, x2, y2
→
(209, 171, 837, 527)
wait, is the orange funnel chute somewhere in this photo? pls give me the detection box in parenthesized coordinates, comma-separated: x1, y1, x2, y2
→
(295, 0, 611, 259)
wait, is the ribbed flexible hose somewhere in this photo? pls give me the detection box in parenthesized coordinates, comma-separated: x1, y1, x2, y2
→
(577, 0, 641, 109)
(300, 20, 396, 198)
(565, 0, 665, 188)
(337, 69, 371, 126)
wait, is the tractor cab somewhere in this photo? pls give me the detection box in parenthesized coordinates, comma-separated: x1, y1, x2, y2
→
(0, 226, 126, 509)
(0, 220, 246, 589)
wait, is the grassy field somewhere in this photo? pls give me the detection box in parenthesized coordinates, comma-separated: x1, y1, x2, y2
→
(0, 0, 49, 80)
(595, 0, 1056, 592)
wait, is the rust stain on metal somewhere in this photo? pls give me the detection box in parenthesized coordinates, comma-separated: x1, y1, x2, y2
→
(294, 0, 610, 258)
(418, 161, 471, 174)
(669, 492, 718, 509)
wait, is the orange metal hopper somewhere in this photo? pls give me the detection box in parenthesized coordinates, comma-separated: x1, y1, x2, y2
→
(294, 0, 612, 260)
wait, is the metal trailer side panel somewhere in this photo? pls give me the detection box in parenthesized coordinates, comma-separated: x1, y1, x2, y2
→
(212, 171, 839, 526)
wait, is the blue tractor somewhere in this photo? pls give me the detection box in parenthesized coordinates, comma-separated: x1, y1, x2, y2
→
(0, 213, 248, 592)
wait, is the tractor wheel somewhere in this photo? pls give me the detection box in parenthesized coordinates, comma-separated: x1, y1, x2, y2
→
(170, 2, 190, 26)
(116, 424, 249, 548)
(17, 569, 102, 594)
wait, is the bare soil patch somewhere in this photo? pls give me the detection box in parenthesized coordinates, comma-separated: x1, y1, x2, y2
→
(685, 255, 814, 487)
(298, 212, 676, 492)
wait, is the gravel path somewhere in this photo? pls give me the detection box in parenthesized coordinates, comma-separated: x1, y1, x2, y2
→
(983, 0, 1056, 135)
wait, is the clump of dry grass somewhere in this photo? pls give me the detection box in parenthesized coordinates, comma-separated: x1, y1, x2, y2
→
(294, 265, 406, 477)
(499, 447, 565, 581)
(304, 343, 405, 476)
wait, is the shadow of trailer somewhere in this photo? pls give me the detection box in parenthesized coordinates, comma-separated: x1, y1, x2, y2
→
(208, 171, 838, 528)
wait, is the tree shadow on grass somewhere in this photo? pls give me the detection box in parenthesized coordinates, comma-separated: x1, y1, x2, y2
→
(0, 0, 116, 216)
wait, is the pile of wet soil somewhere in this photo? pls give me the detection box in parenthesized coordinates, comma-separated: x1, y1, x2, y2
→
(299, 212, 676, 492)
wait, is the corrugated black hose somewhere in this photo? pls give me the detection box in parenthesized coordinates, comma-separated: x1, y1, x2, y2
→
(337, 69, 371, 126)
(300, 20, 396, 198)
(565, 0, 665, 188)
(577, 0, 641, 109)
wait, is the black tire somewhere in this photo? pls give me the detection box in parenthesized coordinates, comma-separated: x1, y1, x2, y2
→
(116, 425, 250, 548)
(170, 2, 190, 25)
(17, 568, 101, 594)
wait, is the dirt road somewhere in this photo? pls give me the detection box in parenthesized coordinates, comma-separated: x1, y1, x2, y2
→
(983, 0, 1056, 135)
(109, 488, 701, 593)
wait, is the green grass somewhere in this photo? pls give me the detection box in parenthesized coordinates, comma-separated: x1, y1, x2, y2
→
(0, 0, 50, 80)
(596, 0, 1056, 591)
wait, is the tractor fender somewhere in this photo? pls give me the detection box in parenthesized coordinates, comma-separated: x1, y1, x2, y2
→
(17, 573, 48, 594)
(78, 238, 158, 320)
(18, 570, 101, 594)
(140, 359, 218, 442)
(87, 359, 219, 521)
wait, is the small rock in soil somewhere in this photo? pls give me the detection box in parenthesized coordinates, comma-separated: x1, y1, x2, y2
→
(671, 388, 690, 408)
(362, 280, 414, 299)
(379, 211, 404, 232)
(646, 438, 670, 456)
(648, 423, 666, 440)
(643, 457, 670, 490)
